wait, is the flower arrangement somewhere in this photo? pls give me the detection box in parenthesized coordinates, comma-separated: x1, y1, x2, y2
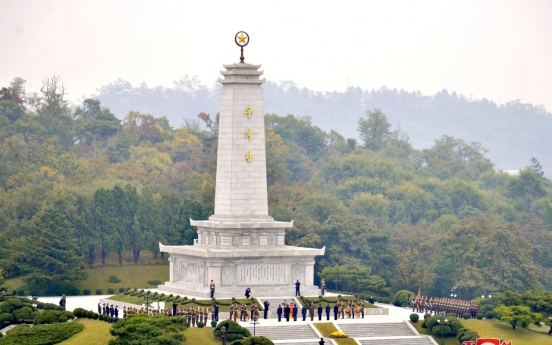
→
(330, 331, 348, 338)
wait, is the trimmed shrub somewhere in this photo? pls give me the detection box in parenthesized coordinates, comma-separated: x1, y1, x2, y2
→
(197, 321, 205, 328)
(107, 288, 115, 294)
(12, 306, 33, 321)
(16, 289, 25, 296)
(232, 336, 275, 345)
(1, 322, 84, 344)
(73, 308, 86, 318)
(393, 290, 414, 307)
(382, 297, 391, 304)
(83, 289, 91, 295)
(424, 313, 431, 320)
(108, 275, 121, 283)
(147, 279, 162, 285)
(432, 325, 451, 336)
(485, 311, 494, 320)
(213, 320, 251, 342)
(463, 313, 470, 320)
(95, 289, 103, 295)
(410, 313, 419, 322)
(476, 313, 484, 320)
(211, 320, 218, 327)
(86, 311, 93, 318)
(119, 287, 126, 293)
(6, 323, 30, 335)
(457, 328, 480, 342)
(0, 312, 14, 322)
(70, 288, 80, 296)
(92, 313, 99, 320)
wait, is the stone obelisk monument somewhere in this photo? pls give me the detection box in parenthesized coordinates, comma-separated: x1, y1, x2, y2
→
(158, 32, 324, 298)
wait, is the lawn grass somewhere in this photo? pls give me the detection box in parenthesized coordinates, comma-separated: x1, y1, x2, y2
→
(5, 265, 169, 296)
(185, 327, 221, 345)
(301, 296, 380, 308)
(463, 319, 552, 345)
(108, 293, 262, 312)
(411, 318, 552, 345)
(313, 322, 358, 345)
(57, 318, 113, 345)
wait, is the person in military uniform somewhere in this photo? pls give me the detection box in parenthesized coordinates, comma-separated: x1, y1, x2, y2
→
(263, 300, 269, 319)
(320, 278, 326, 296)
(209, 280, 215, 298)
(309, 302, 315, 321)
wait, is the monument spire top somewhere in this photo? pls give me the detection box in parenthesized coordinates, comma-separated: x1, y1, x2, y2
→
(235, 31, 249, 63)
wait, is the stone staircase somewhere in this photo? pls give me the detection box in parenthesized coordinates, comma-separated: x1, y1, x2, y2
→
(358, 337, 436, 345)
(245, 324, 318, 341)
(337, 321, 416, 338)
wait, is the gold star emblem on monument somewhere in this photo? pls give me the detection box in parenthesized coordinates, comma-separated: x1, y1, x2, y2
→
(235, 31, 250, 63)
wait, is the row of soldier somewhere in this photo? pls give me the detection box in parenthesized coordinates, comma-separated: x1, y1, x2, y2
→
(411, 296, 479, 319)
(229, 302, 260, 322)
(275, 298, 367, 322)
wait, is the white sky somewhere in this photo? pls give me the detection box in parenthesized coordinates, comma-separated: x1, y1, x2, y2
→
(1, 0, 551, 111)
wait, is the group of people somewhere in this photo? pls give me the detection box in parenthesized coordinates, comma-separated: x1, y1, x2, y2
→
(229, 302, 260, 322)
(411, 296, 479, 318)
(99, 303, 120, 318)
(274, 298, 366, 322)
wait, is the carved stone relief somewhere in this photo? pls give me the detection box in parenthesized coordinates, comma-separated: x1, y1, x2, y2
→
(173, 259, 205, 284)
(232, 235, 241, 245)
(222, 265, 233, 286)
(268, 233, 276, 245)
(292, 263, 304, 283)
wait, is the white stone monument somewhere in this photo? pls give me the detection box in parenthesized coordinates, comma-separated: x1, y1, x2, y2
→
(158, 32, 325, 298)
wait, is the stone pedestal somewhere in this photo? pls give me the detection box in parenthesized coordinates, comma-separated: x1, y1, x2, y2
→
(158, 61, 324, 298)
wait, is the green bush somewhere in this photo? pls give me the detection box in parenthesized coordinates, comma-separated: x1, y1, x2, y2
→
(0, 312, 14, 322)
(0, 322, 84, 345)
(462, 313, 470, 320)
(213, 319, 251, 342)
(108, 288, 115, 294)
(95, 289, 103, 295)
(70, 288, 80, 296)
(12, 306, 33, 321)
(393, 290, 414, 307)
(476, 313, 484, 320)
(86, 311, 93, 318)
(457, 328, 480, 342)
(410, 313, 419, 322)
(0, 299, 24, 313)
(147, 279, 162, 285)
(109, 314, 185, 343)
(119, 287, 126, 293)
(15, 289, 25, 296)
(83, 289, 91, 295)
(424, 313, 431, 320)
(211, 320, 217, 327)
(197, 321, 204, 328)
(485, 311, 494, 319)
(92, 313, 99, 320)
(231, 336, 275, 345)
(73, 308, 85, 318)
(382, 297, 391, 304)
(432, 325, 451, 336)
(6, 324, 30, 335)
(108, 275, 121, 283)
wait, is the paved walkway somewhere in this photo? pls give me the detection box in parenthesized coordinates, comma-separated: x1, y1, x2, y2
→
(28, 293, 435, 344)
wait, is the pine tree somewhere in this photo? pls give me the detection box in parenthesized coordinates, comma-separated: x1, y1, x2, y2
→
(21, 209, 88, 289)
(526, 157, 545, 179)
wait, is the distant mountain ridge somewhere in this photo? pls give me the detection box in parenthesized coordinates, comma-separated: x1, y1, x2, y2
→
(93, 78, 552, 175)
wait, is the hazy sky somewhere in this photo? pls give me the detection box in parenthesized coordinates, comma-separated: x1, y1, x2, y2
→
(1, 0, 551, 111)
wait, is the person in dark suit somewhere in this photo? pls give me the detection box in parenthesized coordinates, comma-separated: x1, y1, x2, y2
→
(317, 304, 323, 321)
(173, 301, 177, 316)
(245, 287, 251, 298)
(333, 304, 338, 320)
(214, 303, 219, 321)
(115, 306, 119, 318)
(295, 280, 301, 297)
(319, 338, 325, 345)
(263, 301, 269, 319)
(325, 304, 330, 320)
(293, 304, 298, 321)
(368, 296, 375, 304)
(110, 304, 114, 317)
(277, 304, 282, 322)
(302, 304, 307, 321)
(284, 304, 290, 322)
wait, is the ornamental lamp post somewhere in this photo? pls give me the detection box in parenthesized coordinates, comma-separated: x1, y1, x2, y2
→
(437, 318, 448, 345)
(145, 293, 151, 314)
(250, 314, 260, 336)
(481, 293, 492, 313)
(32, 295, 38, 308)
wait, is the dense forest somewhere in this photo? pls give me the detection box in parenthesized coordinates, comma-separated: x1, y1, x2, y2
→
(1, 76, 551, 300)
(93, 76, 552, 176)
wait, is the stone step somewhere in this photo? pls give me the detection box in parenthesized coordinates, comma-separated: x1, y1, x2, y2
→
(274, 342, 324, 345)
(337, 322, 416, 338)
(246, 325, 318, 340)
(358, 336, 435, 345)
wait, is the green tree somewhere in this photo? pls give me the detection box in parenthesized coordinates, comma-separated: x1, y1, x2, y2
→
(494, 305, 542, 329)
(109, 314, 186, 345)
(20, 208, 88, 290)
(357, 108, 391, 150)
(74, 98, 121, 144)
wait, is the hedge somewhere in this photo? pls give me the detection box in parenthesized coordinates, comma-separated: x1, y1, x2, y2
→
(0, 322, 84, 345)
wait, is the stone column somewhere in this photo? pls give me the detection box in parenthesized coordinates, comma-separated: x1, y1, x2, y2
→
(305, 260, 316, 286)
(168, 255, 174, 283)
